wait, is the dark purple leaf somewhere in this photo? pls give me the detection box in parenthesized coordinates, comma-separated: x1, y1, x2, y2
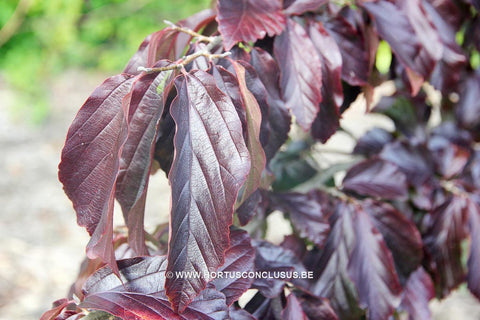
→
(362, 200, 423, 279)
(269, 190, 331, 248)
(281, 235, 307, 260)
(252, 240, 307, 298)
(166, 70, 250, 312)
(116, 62, 175, 255)
(380, 141, 434, 186)
(274, 18, 323, 130)
(153, 99, 176, 176)
(40, 299, 71, 320)
(216, 0, 286, 50)
(353, 128, 393, 157)
(59, 74, 135, 275)
(466, 197, 480, 300)
(281, 294, 307, 320)
(311, 202, 363, 320)
(342, 158, 408, 200)
(212, 228, 255, 306)
(229, 307, 257, 320)
(284, 0, 326, 15)
(243, 292, 278, 320)
(236, 189, 270, 226)
(457, 71, 480, 140)
(81, 256, 228, 320)
(461, 150, 480, 191)
(293, 292, 338, 320)
(232, 61, 267, 204)
(424, 1, 467, 94)
(323, 8, 370, 86)
(308, 20, 343, 143)
(250, 48, 291, 162)
(411, 180, 447, 212)
(348, 207, 402, 320)
(427, 135, 471, 179)
(424, 195, 468, 296)
(363, 0, 442, 93)
(399, 267, 435, 320)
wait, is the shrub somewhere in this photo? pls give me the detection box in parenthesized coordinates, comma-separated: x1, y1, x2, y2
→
(43, 0, 480, 319)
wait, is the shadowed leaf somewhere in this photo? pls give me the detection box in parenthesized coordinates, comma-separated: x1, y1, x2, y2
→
(217, 0, 286, 50)
(399, 267, 435, 320)
(166, 70, 250, 312)
(282, 294, 307, 320)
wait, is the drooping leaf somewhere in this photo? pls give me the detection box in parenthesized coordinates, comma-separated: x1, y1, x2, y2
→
(166, 70, 250, 312)
(362, 200, 423, 280)
(424, 195, 468, 296)
(399, 267, 435, 320)
(308, 20, 343, 143)
(274, 18, 323, 130)
(252, 240, 307, 298)
(211, 228, 255, 306)
(232, 61, 267, 204)
(281, 294, 307, 320)
(59, 74, 136, 275)
(153, 99, 176, 176)
(310, 202, 363, 320)
(353, 128, 393, 157)
(466, 197, 480, 300)
(250, 48, 291, 162)
(427, 135, 471, 179)
(294, 292, 339, 320)
(323, 7, 370, 86)
(269, 190, 331, 248)
(347, 206, 402, 320)
(284, 0, 326, 15)
(216, 0, 286, 50)
(363, 0, 442, 93)
(456, 71, 480, 140)
(81, 256, 228, 320)
(380, 141, 434, 186)
(342, 158, 408, 200)
(116, 62, 175, 255)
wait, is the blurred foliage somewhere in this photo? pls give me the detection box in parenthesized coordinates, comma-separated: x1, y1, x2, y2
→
(0, 0, 212, 123)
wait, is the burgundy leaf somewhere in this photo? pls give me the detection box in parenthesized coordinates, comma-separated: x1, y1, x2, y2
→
(211, 228, 255, 306)
(461, 150, 480, 191)
(380, 141, 434, 186)
(252, 240, 307, 298)
(424, 1, 467, 94)
(153, 100, 176, 176)
(307, 20, 343, 143)
(323, 8, 370, 86)
(466, 197, 480, 299)
(311, 202, 363, 320)
(284, 0, 326, 15)
(424, 195, 468, 296)
(342, 158, 408, 200)
(274, 18, 323, 130)
(348, 207, 402, 320)
(236, 189, 270, 227)
(116, 62, 175, 255)
(281, 294, 307, 320)
(81, 256, 228, 320)
(229, 307, 257, 320)
(59, 74, 135, 275)
(232, 61, 267, 204)
(216, 0, 286, 50)
(269, 190, 331, 248)
(166, 70, 250, 312)
(399, 267, 435, 320)
(353, 128, 393, 157)
(362, 200, 423, 279)
(40, 299, 71, 320)
(363, 0, 442, 93)
(250, 48, 291, 162)
(456, 71, 480, 140)
(427, 135, 471, 179)
(295, 293, 338, 320)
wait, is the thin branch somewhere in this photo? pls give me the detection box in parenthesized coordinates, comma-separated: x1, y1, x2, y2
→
(163, 19, 215, 43)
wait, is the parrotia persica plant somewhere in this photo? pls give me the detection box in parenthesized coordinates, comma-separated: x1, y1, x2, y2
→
(42, 0, 480, 319)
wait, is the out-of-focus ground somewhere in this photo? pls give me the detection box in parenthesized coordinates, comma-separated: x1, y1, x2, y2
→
(0, 70, 479, 319)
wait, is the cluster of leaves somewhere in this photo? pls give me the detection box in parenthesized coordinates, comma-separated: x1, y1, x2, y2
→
(44, 0, 480, 319)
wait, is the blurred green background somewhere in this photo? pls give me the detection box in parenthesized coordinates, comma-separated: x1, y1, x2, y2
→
(0, 0, 211, 123)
